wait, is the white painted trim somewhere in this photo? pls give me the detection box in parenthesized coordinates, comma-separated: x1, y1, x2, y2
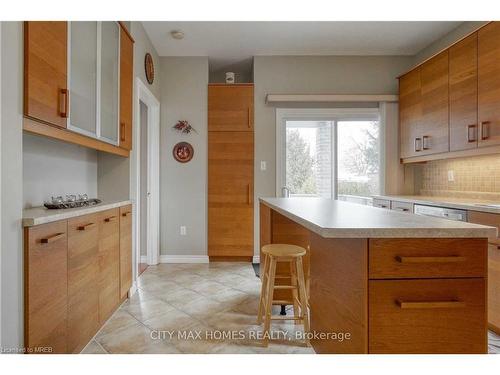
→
(252, 255, 260, 264)
(0, 21, 3, 346)
(128, 281, 138, 298)
(159, 255, 209, 264)
(275, 107, 380, 197)
(132, 77, 161, 296)
(140, 255, 147, 263)
(266, 94, 398, 104)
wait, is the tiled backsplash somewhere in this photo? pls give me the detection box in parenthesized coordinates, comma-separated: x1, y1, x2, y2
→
(417, 154, 500, 200)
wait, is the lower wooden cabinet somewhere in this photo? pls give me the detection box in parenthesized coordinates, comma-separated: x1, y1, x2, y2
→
(24, 205, 133, 353)
(369, 278, 486, 353)
(120, 205, 133, 298)
(67, 214, 100, 353)
(98, 209, 121, 324)
(24, 221, 68, 354)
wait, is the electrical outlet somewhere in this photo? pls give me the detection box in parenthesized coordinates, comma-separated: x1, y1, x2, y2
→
(448, 170, 455, 182)
(180, 226, 187, 236)
(260, 161, 267, 171)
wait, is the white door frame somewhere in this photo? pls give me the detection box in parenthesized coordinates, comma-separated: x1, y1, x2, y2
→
(275, 107, 381, 198)
(132, 78, 160, 278)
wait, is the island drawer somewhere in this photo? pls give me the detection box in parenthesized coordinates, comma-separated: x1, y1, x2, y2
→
(369, 238, 487, 279)
(368, 278, 486, 353)
(390, 200, 413, 213)
(373, 198, 390, 209)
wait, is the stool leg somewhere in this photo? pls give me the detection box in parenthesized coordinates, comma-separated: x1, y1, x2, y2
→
(263, 256, 277, 347)
(257, 253, 269, 324)
(295, 257, 310, 345)
(289, 261, 300, 324)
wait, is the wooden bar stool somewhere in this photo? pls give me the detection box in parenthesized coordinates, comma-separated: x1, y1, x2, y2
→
(257, 244, 310, 347)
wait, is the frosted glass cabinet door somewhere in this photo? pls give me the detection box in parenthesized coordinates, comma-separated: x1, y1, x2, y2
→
(69, 22, 97, 136)
(100, 22, 120, 144)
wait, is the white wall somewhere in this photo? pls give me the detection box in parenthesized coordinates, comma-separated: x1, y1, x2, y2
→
(160, 57, 208, 256)
(23, 134, 98, 208)
(1, 21, 23, 349)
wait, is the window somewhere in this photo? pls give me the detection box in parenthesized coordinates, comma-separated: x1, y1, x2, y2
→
(277, 108, 382, 200)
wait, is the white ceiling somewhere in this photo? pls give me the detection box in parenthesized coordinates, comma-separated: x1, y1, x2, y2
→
(142, 21, 462, 72)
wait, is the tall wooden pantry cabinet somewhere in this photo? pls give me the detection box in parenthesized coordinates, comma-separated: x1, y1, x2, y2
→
(208, 84, 254, 260)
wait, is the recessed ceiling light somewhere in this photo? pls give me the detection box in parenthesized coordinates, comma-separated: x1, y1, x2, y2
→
(170, 30, 184, 40)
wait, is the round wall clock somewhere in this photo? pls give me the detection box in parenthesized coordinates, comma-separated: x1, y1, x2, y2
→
(144, 53, 155, 84)
(173, 142, 194, 163)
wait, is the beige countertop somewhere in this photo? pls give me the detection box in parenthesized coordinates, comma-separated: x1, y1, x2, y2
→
(23, 200, 132, 227)
(260, 197, 496, 239)
(372, 194, 500, 214)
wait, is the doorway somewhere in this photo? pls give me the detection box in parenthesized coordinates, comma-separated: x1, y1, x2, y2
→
(132, 78, 160, 284)
(276, 108, 382, 202)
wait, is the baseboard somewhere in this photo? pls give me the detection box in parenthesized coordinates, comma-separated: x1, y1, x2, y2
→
(159, 255, 209, 263)
(128, 281, 138, 297)
(252, 255, 260, 263)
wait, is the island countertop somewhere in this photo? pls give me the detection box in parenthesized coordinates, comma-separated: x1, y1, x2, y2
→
(260, 197, 497, 239)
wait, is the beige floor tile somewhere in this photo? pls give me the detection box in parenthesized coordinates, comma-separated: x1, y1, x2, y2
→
(177, 296, 233, 321)
(96, 309, 141, 338)
(97, 320, 181, 354)
(122, 298, 177, 322)
(81, 340, 107, 354)
(142, 308, 200, 333)
(211, 288, 252, 305)
(186, 279, 233, 296)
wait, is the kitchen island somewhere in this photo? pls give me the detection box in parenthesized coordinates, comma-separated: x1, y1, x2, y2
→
(259, 197, 497, 354)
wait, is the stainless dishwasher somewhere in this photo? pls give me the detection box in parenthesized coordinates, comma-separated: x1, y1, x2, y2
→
(413, 204, 468, 222)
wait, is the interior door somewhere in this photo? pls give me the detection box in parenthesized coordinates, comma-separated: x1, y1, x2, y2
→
(208, 131, 254, 256)
(449, 33, 478, 151)
(478, 22, 500, 147)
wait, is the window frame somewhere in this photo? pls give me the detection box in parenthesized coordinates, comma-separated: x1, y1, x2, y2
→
(275, 107, 383, 199)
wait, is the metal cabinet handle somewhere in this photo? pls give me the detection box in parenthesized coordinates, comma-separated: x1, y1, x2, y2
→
(60, 89, 69, 118)
(40, 232, 65, 244)
(414, 137, 422, 152)
(104, 216, 117, 222)
(396, 299, 466, 309)
(467, 124, 477, 142)
(395, 255, 466, 263)
(422, 135, 430, 150)
(480, 121, 490, 140)
(393, 207, 409, 212)
(77, 222, 96, 231)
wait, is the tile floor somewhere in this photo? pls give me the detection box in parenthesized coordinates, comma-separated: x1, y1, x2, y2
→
(82, 262, 314, 354)
(81, 262, 500, 354)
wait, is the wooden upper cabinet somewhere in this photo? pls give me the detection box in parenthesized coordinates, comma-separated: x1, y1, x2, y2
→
(119, 26, 134, 150)
(399, 68, 421, 158)
(419, 51, 449, 156)
(449, 33, 479, 151)
(208, 84, 254, 131)
(478, 22, 500, 147)
(24, 22, 68, 128)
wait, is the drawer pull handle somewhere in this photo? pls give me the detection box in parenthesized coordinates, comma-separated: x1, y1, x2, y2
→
(77, 223, 96, 231)
(396, 299, 466, 309)
(40, 232, 65, 244)
(395, 256, 466, 264)
(393, 207, 409, 212)
(104, 216, 117, 222)
(122, 212, 131, 217)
